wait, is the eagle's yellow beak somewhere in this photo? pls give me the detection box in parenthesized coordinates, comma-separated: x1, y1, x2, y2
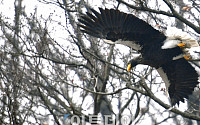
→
(127, 63, 132, 72)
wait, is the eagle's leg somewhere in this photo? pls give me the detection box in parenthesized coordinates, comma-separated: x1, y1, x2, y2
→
(184, 55, 191, 60)
(177, 43, 192, 60)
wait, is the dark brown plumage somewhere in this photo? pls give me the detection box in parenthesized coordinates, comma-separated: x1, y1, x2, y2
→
(79, 8, 199, 106)
(162, 58, 199, 105)
(79, 8, 166, 45)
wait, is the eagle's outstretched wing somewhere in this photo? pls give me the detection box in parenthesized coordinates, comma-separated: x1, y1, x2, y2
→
(159, 58, 199, 106)
(78, 8, 166, 45)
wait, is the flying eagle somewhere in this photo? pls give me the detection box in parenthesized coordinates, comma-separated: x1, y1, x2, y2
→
(78, 8, 200, 106)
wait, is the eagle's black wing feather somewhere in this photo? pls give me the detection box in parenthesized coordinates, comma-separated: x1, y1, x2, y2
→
(78, 8, 166, 44)
(161, 58, 199, 106)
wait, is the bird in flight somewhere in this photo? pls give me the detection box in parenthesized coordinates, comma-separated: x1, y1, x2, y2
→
(78, 8, 199, 106)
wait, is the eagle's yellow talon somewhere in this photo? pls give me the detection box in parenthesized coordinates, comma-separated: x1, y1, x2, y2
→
(184, 55, 191, 60)
(177, 43, 186, 48)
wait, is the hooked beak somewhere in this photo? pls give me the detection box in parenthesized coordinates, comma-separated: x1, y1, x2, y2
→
(127, 63, 132, 72)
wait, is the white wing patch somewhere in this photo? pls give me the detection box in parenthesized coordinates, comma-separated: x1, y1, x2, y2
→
(172, 54, 184, 60)
(104, 39, 142, 51)
(156, 68, 170, 94)
(115, 39, 142, 50)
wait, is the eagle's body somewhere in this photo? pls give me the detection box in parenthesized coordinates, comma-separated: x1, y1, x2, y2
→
(78, 8, 200, 106)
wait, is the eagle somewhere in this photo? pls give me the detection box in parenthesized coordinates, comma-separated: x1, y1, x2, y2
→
(78, 8, 200, 106)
